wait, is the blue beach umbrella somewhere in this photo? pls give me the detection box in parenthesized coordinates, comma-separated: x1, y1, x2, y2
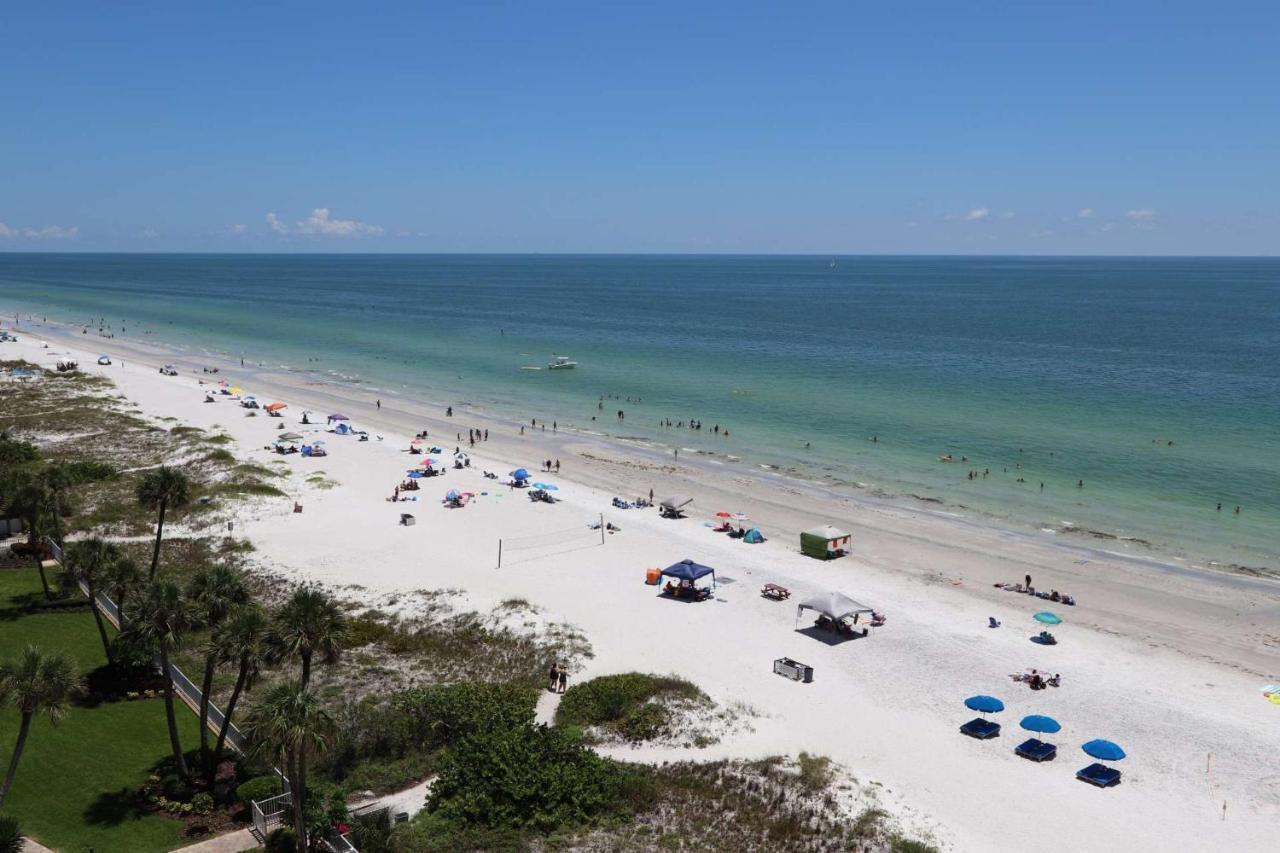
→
(446, 489, 460, 501)
(1034, 611, 1063, 625)
(512, 468, 529, 481)
(1020, 715, 1062, 735)
(1082, 739, 1126, 761)
(964, 695, 1005, 714)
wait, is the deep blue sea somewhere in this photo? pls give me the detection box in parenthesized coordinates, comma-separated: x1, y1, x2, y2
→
(2, 254, 1277, 569)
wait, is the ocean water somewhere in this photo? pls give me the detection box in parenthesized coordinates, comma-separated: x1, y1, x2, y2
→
(2, 253, 1277, 569)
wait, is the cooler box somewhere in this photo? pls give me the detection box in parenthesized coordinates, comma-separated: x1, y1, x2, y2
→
(645, 567, 661, 585)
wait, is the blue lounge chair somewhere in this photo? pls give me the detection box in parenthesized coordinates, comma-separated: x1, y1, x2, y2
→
(1077, 762, 1122, 787)
(1015, 738, 1057, 762)
(960, 718, 1001, 739)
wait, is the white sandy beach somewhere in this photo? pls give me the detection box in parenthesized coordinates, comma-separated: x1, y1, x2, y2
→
(5, 326, 1278, 853)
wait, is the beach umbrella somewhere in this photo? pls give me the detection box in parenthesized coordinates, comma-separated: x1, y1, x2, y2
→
(1020, 715, 1062, 736)
(1034, 611, 1062, 625)
(265, 402, 287, 412)
(446, 489, 460, 501)
(407, 471, 423, 479)
(964, 695, 1005, 714)
(512, 468, 529, 480)
(731, 512, 750, 522)
(328, 413, 349, 421)
(278, 432, 303, 441)
(1082, 739, 1126, 762)
(715, 511, 732, 519)
(420, 458, 439, 467)
(229, 386, 243, 395)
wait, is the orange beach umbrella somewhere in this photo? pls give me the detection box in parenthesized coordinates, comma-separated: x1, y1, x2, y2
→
(265, 402, 287, 412)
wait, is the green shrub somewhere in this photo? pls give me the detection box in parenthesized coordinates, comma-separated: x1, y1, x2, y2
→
(191, 792, 215, 815)
(891, 837, 940, 853)
(66, 459, 118, 482)
(797, 751, 833, 793)
(0, 815, 24, 853)
(346, 617, 395, 647)
(616, 703, 669, 742)
(237, 774, 283, 806)
(203, 449, 236, 464)
(555, 673, 705, 741)
(264, 827, 296, 853)
(389, 812, 527, 853)
(427, 724, 646, 833)
(161, 772, 193, 802)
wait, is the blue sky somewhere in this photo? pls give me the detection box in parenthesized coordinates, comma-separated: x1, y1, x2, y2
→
(1, 2, 1276, 254)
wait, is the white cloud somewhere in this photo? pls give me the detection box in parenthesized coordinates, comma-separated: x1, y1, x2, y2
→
(230, 223, 247, 234)
(1125, 207, 1156, 220)
(1077, 208, 1094, 218)
(139, 228, 159, 239)
(963, 207, 990, 221)
(0, 223, 79, 240)
(266, 207, 383, 238)
(1001, 211, 1015, 219)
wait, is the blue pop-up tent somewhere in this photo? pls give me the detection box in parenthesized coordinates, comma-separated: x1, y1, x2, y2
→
(660, 559, 715, 585)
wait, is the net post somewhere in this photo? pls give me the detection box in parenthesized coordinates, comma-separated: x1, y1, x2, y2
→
(600, 513, 605, 545)
(497, 538, 502, 569)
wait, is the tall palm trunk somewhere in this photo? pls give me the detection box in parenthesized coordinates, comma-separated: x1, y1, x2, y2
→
(87, 580, 115, 664)
(198, 652, 216, 775)
(32, 552, 52, 600)
(148, 500, 167, 580)
(300, 650, 312, 688)
(210, 658, 248, 788)
(288, 750, 306, 846)
(115, 587, 130, 630)
(158, 648, 189, 778)
(0, 712, 33, 807)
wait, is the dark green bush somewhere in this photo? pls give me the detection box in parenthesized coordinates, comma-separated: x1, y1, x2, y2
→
(0, 815, 23, 853)
(427, 724, 646, 833)
(161, 772, 193, 802)
(190, 792, 214, 815)
(555, 673, 705, 741)
(236, 774, 283, 806)
(264, 827, 296, 853)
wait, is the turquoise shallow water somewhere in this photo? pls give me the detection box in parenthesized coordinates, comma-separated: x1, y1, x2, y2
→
(2, 253, 1277, 569)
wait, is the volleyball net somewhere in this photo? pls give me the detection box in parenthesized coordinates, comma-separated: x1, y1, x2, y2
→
(497, 515, 605, 567)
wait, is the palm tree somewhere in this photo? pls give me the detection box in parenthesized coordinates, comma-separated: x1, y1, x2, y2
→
(0, 646, 79, 807)
(63, 537, 120, 664)
(125, 580, 192, 779)
(188, 566, 248, 778)
(2, 471, 55, 599)
(102, 552, 143, 630)
(243, 681, 333, 847)
(36, 462, 76, 549)
(209, 604, 268, 786)
(136, 466, 191, 581)
(268, 586, 347, 688)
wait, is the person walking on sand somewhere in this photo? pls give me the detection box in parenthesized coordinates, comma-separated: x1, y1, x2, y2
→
(548, 662, 559, 692)
(557, 667, 568, 693)
(555, 459, 560, 473)
(1025, 574, 1032, 592)
(376, 399, 381, 409)
(649, 488, 654, 503)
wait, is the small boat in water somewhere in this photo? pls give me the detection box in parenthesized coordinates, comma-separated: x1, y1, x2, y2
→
(548, 355, 577, 370)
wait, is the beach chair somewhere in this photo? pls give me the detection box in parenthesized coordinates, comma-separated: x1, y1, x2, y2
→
(960, 718, 1001, 739)
(1015, 738, 1057, 762)
(1076, 763, 1122, 787)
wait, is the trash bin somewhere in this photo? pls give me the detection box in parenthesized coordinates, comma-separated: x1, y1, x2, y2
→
(773, 657, 814, 683)
(400, 513, 415, 526)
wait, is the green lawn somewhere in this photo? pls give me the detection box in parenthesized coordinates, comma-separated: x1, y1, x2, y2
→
(0, 568, 200, 852)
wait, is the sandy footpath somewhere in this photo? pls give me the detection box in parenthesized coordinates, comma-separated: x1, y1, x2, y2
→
(4, 325, 1277, 853)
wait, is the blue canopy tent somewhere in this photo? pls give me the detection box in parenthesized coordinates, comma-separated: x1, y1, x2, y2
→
(658, 559, 715, 600)
(1078, 739, 1126, 787)
(960, 695, 1004, 739)
(1015, 714, 1061, 762)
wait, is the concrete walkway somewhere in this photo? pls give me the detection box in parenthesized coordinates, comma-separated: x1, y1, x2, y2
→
(172, 827, 259, 852)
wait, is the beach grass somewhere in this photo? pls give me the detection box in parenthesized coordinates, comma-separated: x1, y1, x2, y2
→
(555, 672, 708, 742)
(0, 570, 198, 853)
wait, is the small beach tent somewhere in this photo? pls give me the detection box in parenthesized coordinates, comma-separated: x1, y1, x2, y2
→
(800, 525, 851, 560)
(743, 528, 764, 543)
(660, 559, 715, 587)
(327, 413, 349, 422)
(660, 495, 694, 517)
(795, 591, 874, 625)
(279, 432, 303, 441)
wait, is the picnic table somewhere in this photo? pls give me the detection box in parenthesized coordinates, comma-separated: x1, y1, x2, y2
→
(761, 583, 790, 601)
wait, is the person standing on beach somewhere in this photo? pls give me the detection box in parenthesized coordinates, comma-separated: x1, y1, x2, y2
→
(1025, 574, 1032, 591)
(649, 488, 654, 503)
(548, 662, 559, 692)
(555, 459, 560, 473)
(557, 668, 567, 693)
(376, 399, 381, 409)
